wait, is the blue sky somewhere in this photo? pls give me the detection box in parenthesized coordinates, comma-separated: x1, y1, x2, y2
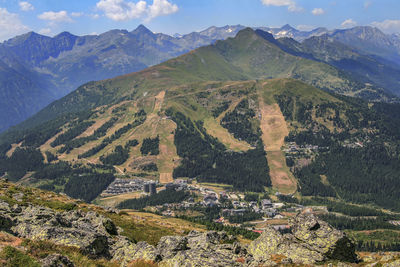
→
(0, 0, 399, 41)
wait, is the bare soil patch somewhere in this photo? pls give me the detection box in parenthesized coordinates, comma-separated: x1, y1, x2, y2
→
(258, 90, 297, 194)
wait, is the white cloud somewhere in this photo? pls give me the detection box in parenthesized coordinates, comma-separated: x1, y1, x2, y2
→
(38, 28, 52, 35)
(19, 1, 34, 11)
(148, 0, 178, 19)
(71, 12, 84, 17)
(311, 8, 324, 16)
(0, 7, 30, 41)
(96, 0, 148, 20)
(90, 13, 101, 19)
(96, 0, 178, 21)
(261, 0, 303, 12)
(371, 20, 400, 34)
(341, 18, 357, 28)
(38, 11, 73, 23)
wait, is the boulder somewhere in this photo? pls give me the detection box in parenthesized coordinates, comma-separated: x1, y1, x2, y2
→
(3, 204, 113, 258)
(40, 253, 75, 267)
(186, 231, 233, 250)
(248, 226, 323, 264)
(289, 213, 357, 262)
(159, 245, 244, 267)
(157, 235, 188, 258)
(248, 213, 357, 265)
(158, 231, 246, 267)
(110, 236, 160, 265)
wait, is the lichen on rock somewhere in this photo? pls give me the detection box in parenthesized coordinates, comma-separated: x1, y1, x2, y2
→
(247, 213, 358, 265)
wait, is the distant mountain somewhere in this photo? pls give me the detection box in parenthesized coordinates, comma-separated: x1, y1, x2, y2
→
(0, 25, 242, 132)
(0, 58, 55, 132)
(258, 24, 329, 41)
(199, 25, 246, 39)
(9, 28, 390, 133)
(2, 29, 400, 212)
(328, 26, 400, 65)
(1, 23, 400, 132)
(276, 33, 400, 95)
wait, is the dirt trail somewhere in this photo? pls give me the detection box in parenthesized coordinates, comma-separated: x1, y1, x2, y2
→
(154, 91, 165, 113)
(204, 118, 250, 152)
(159, 173, 173, 184)
(259, 103, 289, 152)
(153, 91, 176, 183)
(131, 91, 176, 184)
(216, 97, 245, 123)
(258, 88, 297, 194)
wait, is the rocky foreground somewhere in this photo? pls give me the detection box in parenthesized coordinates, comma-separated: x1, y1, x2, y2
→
(0, 184, 399, 266)
(0, 196, 359, 266)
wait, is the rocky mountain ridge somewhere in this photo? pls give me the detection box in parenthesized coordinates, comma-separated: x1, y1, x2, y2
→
(1, 23, 400, 132)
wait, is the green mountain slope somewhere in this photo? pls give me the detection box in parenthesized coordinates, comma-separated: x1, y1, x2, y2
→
(2, 29, 400, 212)
(8, 28, 391, 133)
(0, 59, 55, 132)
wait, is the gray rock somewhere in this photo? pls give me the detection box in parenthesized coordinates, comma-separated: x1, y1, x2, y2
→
(159, 246, 243, 267)
(383, 259, 400, 267)
(186, 231, 232, 250)
(1, 204, 113, 257)
(289, 213, 357, 262)
(247, 213, 357, 265)
(12, 192, 24, 202)
(157, 235, 188, 259)
(110, 236, 160, 265)
(40, 253, 75, 267)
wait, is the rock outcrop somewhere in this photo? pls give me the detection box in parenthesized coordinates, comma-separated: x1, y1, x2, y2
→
(40, 254, 75, 267)
(0, 199, 360, 266)
(159, 231, 247, 267)
(248, 213, 357, 265)
(0, 200, 114, 258)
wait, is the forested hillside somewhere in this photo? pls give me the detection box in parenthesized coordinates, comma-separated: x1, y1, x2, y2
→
(1, 28, 400, 211)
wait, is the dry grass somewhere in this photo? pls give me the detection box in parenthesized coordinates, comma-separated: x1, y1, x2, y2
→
(125, 211, 206, 234)
(5, 142, 22, 157)
(96, 192, 144, 207)
(258, 89, 297, 194)
(128, 260, 158, 267)
(0, 232, 22, 250)
(267, 151, 297, 194)
(204, 117, 250, 152)
(159, 173, 173, 184)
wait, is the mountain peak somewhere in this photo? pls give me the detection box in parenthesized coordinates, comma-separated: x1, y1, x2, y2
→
(132, 24, 154, 35)
(55, 31, 76, 38)
(235, 27, 256, 37)
(281, 24, 296, 31)
(3, 31, 47, 46)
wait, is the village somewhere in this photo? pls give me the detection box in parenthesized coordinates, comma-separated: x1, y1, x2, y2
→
(100, 176, 310, 232)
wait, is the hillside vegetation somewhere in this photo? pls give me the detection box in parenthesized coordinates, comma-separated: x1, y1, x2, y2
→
(1, 29, 400, 212)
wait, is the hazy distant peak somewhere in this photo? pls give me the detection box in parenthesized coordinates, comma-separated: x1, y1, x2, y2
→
(281, 24, 297, 32)
(132, 24, 154, 36)
(55, 31, 77, 38)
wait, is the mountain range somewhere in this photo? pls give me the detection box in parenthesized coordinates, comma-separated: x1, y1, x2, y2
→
(1, 27, 400, 213)
(1, 23, 400, 132)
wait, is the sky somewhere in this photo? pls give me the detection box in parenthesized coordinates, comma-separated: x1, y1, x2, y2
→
(0, 0, 399, 41)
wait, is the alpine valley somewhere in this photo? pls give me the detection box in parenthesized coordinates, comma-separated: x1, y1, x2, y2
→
(1, 24, 400, 267)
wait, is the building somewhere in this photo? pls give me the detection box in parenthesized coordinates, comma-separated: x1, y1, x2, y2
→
(144, 183, 150, 193)
(149, 183, 157, 195)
